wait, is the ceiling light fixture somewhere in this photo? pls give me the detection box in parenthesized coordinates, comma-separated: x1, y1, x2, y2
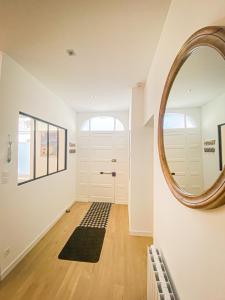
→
(66, 49, 76, 56)
(90, 96, 96, 101)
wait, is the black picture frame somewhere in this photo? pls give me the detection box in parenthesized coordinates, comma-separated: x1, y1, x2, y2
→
(218, 122, 225, 171)
(18, 112, 67, 186)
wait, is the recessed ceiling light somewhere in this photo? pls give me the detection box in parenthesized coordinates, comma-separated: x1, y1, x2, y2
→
(66, 49, 76, 56)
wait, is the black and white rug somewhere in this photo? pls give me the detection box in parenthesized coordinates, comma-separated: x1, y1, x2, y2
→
(58, 202, 112, 263)
(80, 202, 112, 228)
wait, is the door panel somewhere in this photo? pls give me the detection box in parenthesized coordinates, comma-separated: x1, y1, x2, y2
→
(165, 129, 203, 194)
(91, 148, 113, 161)
(90, 161, 112, 172)
(77, 128, 128, 203)
(90, 135, 113, 146)
(90, 172, 114, 184)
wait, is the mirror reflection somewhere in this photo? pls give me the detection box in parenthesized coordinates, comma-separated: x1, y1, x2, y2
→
(164, 46, 225, 195)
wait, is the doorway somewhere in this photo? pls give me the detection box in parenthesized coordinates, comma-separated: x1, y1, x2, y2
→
(77, 113, 129, 204)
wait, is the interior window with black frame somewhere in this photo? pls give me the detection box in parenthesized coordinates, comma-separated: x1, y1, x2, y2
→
(35, 120, 48, 178)
(18, 112, 67, 185)
(48, 125, 58, 174)
(18, 114, 35, 183)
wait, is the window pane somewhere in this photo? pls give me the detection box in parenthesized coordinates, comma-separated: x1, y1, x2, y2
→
(58, 128, 66, 170)
(48, 125, 58, 174)
(18, 114, 34, 183)
(35, 121, 48, 178)
(90, 116, 114, 131)
(164, 113, 185, 129)
(186, 115, 197, 128)
(115, 119, 125, 131)
(81, 120, 90, 131)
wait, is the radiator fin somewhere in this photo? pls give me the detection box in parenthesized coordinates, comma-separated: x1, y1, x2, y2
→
(147, 245, 176, 300)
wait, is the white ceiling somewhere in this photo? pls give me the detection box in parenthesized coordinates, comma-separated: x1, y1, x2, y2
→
(0, 0, 171, 112)
(168, 46, 225, 108)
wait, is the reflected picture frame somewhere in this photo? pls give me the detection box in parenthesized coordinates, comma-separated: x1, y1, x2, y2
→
(218, 123, 225, 171)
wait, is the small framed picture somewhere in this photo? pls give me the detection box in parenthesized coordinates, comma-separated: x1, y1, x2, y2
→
(218, 123, 225, 171)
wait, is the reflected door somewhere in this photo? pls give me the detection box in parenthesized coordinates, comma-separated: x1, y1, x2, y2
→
(164, 122, 203, 194)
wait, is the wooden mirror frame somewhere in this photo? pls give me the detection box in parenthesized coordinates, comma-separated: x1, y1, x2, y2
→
(158, 26, 225, 209)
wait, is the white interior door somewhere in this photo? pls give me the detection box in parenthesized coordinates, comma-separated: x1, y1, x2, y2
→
(77, 116, 129, 204)
(89, 132, 115, 203)
(164, 128, 203, 194)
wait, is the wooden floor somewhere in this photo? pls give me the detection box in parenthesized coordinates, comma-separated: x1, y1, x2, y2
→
(0, 202, 152, 300)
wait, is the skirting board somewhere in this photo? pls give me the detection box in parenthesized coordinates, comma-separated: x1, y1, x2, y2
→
(115, 200, 128, 205)
(76, 199, 128, 205)
(129, 230, 153, 237)
(0, 199, 76, 281)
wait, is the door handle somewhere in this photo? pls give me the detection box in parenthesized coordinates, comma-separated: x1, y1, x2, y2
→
(171, 172, 176, 176)
(100, 171, 116, 177)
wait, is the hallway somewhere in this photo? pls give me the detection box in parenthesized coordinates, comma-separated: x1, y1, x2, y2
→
(1, 1, 225, 299)
(0, 203, 152, 300)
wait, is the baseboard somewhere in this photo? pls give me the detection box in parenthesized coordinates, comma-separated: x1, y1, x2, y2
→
(76, 198, 89, 202)
(115, 200, 128, 205)
(129, 230, 153, 237)
(0, 199, 76, 281)
(76, 199, 128, 205)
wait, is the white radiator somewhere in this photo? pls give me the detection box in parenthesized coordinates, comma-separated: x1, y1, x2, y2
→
(147, 245, 176, 300)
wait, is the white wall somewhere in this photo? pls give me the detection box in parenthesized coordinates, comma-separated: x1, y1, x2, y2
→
(0, 53, 77, 279)
(201, 93, 225, 189)
(144, 1, 225, 299)
(129, 86, 153, 236)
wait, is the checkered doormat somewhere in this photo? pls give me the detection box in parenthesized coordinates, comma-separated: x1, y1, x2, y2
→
(80, 202, 112, 229)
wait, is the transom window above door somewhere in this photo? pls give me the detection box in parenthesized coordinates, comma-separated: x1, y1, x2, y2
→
(81, 116, 125, 132)
(164, 112, 197, 130)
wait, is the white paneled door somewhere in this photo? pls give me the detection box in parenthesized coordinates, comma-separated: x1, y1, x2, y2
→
(77, 128, 129, 204)
(164, 128, 203, 194)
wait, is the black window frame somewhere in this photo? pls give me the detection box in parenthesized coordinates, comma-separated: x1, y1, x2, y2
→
(18, 112, 67, 186)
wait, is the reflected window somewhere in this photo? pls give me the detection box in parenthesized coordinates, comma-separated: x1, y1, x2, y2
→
(164, 113, 185, 129)
(186, 115, 197, 128)
(81, 116, 125, 132)
(81, 120, 90, 131)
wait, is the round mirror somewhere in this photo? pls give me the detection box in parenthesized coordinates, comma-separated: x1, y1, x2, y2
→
(158, 27, 225, 209)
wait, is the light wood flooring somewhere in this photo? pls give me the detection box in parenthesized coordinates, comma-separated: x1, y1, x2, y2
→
(0, 202, 152, 300)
